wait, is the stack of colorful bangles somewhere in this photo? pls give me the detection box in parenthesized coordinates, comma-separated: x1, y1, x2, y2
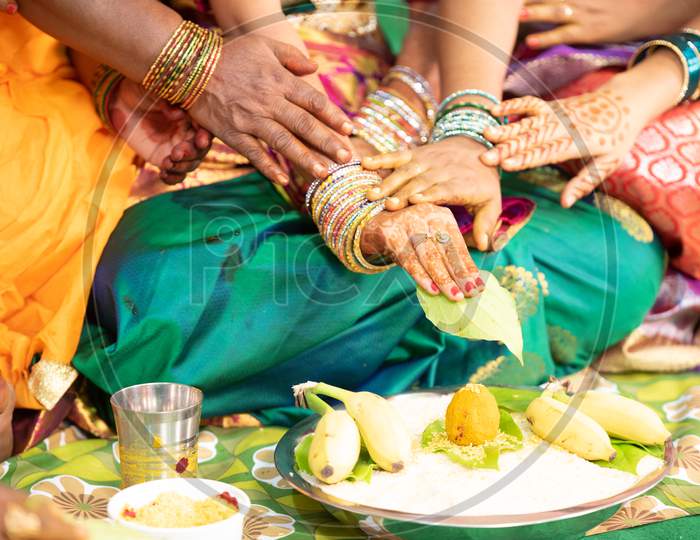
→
(430, 89, 504, 147)
(353, 66, 436, 153)
(92, 20, 223, 130)
(629, 28, 700, 104)
(306, 161, 394, 274)
(142, 20, 223, 109)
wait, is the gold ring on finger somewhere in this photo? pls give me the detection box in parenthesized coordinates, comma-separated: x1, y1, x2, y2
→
(410, 233, 431, 247)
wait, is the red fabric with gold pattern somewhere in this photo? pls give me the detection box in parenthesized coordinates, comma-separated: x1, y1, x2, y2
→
(555, 68, 700, 278)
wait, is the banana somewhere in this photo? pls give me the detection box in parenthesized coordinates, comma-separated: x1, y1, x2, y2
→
(526, 396, 616, 461)
(293, 381, 413, 473)
(308, 410, 361, 484)
(343, 391, 412, 473)
(567, 391, 671, 446)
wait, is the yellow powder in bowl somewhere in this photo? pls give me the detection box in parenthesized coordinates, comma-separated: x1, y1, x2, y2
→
(122, 491, 238, 528)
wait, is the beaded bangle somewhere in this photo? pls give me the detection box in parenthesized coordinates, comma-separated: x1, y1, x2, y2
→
(307, 161, 393, 274)
(431, 105, 501, 148)
(92, 65, 125, 133)
(629, 35, 700, 104)
(384, 65, 438, 124)
(438, 89, 500, 112)
(142, 20, 223, 110)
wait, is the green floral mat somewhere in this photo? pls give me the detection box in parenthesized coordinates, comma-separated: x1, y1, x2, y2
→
(1, 371, 699, 539)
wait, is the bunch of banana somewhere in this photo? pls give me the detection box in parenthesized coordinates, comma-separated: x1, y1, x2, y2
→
(293, 381, 412, 482)
(559, 391, 671, 446)
(527, 388, 671, 462)
(525, 396, 617, 461)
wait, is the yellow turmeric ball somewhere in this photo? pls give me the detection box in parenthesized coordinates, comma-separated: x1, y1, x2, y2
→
(445, 384, 500, 446)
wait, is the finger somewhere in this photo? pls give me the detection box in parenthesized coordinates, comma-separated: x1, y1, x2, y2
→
(367, 160, 426, 203)
(284, 76, 354, 137)
(483, 116, 545, 144)
(170, 140, 198, 162)
(390, 174, 439, 209)
(473, 197, 502, 252)
(482, 118, 564, 165)
(273, 101, 352, 164)
(163, 157, 202, 175)
(227, 132, 289, 185)
(251, 119, 330, 179)
(417, 183, 474, 206)
(561, 156, 619, 208)
(412, 233, 463, 301)
(520, 3, 574, 23)
(500, 137, 574, 171)
(269, 39, 318, 76)
(362, 150, 413, 172)
(4, 1, 18, 15)
(432, 219, 481, 296)
(195, 128, 213, 150)
(490, 96, 548, 118)
(526, 24, 581, 49)
(160, 171, 187, 184)
(392, 235, 439, 295)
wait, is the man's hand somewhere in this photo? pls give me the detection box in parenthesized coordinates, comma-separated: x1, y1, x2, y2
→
(190, 34, 354, 184)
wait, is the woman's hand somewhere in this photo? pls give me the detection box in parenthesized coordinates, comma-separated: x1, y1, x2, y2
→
(361, 203, 485, 301)
(0, 486, 87, 540)
(189, 34, 354, 184)
(110, 78, 213, 184)
(362, 138, 502, 251)
(481, 90, 638, 208)
(0, 1, 17, 14)
(520, 0, 700, 49)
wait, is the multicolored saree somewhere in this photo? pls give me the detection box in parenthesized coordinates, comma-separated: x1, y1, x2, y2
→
(71, 2, 665, 426)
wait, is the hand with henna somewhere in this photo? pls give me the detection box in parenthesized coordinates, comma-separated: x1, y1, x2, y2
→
(481, 47, 685, 208)
(361, 203, 485, 301)
(0, 379, 14, 461)
(363, 138, 502, 252)
(480, 91, 634, 207)
(110, 78, 213, 184)
(520, 0, 700, 49)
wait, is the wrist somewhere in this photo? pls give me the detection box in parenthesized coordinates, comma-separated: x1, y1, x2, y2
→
(611, 50, 683, 123)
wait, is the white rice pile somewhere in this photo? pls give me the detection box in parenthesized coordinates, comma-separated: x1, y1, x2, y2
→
(303, 393, 663, 516)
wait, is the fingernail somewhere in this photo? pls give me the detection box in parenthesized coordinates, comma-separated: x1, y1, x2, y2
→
(313, 163, 327, 177)
(527, 36, 540, 48)
(483, 150, 497, 162)
(464, 281, 477, 296)
(503, 158, 517, 169)
(371, 187, 382, 194)
(388, 197, 400, 205)
(431, 282, 440, 293)
(475, 277, 485, 290)
(337, 148, 351, 162)
(277, 174, 289, 185)
(6, 4, 17, 14)
(412, 193, 425, 200)
(519, 7, 529, 19)
(451, 286, 460, 297)
(342, 122, 354, 134)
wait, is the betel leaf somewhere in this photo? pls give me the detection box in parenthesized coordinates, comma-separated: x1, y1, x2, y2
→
(595, 440, 665, 474)
(417, 270, 523, 363)
(487, 387, 540, 413)
(294, 434, 376, 483)
(420, 410, 522, 470)
(294, 434, 313, 475)
(499, 408, 523, 441)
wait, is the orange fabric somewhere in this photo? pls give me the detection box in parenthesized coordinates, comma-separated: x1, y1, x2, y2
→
(0, 16, 135, 409)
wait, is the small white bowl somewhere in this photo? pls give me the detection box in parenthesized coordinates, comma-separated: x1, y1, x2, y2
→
(107, 478, 249, 540)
